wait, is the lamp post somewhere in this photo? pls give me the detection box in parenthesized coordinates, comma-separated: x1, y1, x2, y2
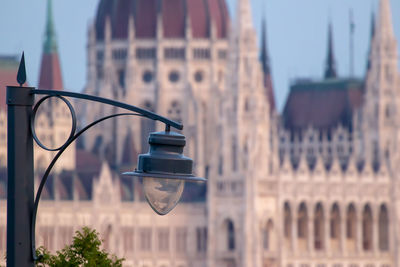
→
(6, 53, 205, 267)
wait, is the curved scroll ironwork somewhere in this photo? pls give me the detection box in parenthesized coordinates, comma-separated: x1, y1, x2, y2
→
(31, 95, 77, 151)
(31, 112, 143, 260)
(31, 89, 183, 130)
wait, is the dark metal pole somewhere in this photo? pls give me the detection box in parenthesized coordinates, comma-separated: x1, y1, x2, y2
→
(6, 85, 35, 267)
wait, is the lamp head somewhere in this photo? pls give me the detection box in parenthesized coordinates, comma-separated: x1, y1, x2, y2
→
(123, 130, 205, 215)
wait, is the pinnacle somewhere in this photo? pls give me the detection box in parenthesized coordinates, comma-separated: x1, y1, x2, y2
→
(376, 0, 395, 41)
(236, 0, 253, 33)
(43, 0, 58, 54)
(324, 22, 337, 79)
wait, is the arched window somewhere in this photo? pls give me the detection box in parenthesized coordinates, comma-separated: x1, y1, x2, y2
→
(218, 155, 223, 175)
(284, 202, 292, 239)
(298, 202, 308, 239)
(379, 204, 389, 251)
(314, 203, 324, 250)
(362, 205, 373, 251)
(231, 137, 237, 171)
(346, 204, 356, 239)
(140, 101, 156, 153)
(263, 220, 273, 251)
(298, 202, 308, 252)
(330, 204, 340, 239)
(225, 219, 235, 251)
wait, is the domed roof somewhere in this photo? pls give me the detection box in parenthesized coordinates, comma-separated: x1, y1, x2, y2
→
(95, 0, 229, 40)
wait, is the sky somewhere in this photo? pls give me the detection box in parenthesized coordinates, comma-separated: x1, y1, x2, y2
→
(0, 0, 399, 111)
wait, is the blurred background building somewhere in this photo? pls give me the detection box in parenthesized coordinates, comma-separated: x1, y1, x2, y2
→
(0, 0, 399, 267)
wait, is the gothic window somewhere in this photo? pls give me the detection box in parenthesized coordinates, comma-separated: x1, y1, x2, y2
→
(140, 102, 156, 153)
(96, 51, 104, 61)
(263, 220, 273, 251)
(175, 227, 187, 253)
(167, 101, 182, 122)
(284, 202, 292, 239)
(232, 137, 237, 171)
(169, 71, 180, 83)
(314, 203, 324, 250)
(139, 227, 152, 251)
(218, 155, 223, 175)
(142, 70, 154, 83)
(362, 205, 373, 251)
(193, 48, 211, 59)
(96, 65, 103, 79)
(118, 69, 125, 88)
(379, 204, 389, 251)
(373, 141, 379, 162)
(225, 219, 235, 251)
(330, 204, 340, 239)
(196, 227, 207, 252)
(346, 204, 356, 239)
(157, 228, 169, 252)
(298, 202, 308, 239)
(136, 48, 157, 59)
(385, 105, 391, 119)
(164, 48, 185, 59)
(112, 48, 127, 60)
(244, 97, 250, 112)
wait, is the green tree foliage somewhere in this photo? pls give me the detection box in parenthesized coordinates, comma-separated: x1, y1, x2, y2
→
(35, 227, 124, 267)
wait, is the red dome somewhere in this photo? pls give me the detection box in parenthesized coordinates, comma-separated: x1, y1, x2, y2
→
(95, 0, 229, 40)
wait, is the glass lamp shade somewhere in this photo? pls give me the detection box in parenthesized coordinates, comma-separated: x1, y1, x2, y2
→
(123, 130, 206, 215)
(143, 177, 185, 215)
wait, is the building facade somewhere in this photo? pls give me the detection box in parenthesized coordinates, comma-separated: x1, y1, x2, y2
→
(0, 0, 399, 267)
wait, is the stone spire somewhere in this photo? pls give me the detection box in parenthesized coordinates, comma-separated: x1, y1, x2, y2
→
(324, 22, 337, 79)
(368, 0, 398, 72)
(43, 0, 57, 53)
(364, 0, 398, 162)
(260, 17, 275, 111)
(38, 0, 63, 89)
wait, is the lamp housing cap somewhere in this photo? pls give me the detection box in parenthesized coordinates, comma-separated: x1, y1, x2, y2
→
(124, 131, 205, 182)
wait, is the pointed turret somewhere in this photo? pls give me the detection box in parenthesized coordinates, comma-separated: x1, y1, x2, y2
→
(260, 17, 276, 112)
(324, 22, 337, 79)
(38, 0, 63, 90)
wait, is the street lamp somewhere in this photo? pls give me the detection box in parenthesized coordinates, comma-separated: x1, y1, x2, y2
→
(6, 53, 205, 267)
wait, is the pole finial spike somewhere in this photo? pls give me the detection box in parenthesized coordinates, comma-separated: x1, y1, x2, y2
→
(17, 52, 27, 86)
